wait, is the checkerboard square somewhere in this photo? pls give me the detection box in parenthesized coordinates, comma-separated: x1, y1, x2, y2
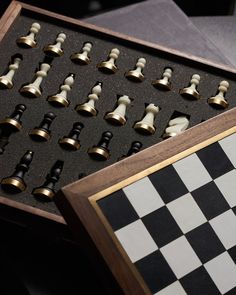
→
(186, 223, 225, 263)
(228, 245, 236, 264)
(225, 287, 236, 294)
(204, 252, 236, 294)
(135, 251, 176, 293)
(115, 220, 158, 263)
(173, 153, 212, 191)
(180, 266, 220, 295)
(210, 210, 236, 250)
(219, 133, 236, 168)
(233, 206, 236, 215)
(149, 165, 188, 204)
(160, 236, 201, 279)
(192, 181, 230, 220)
(123, 177, 164, 218)
(154, 281, 186, 295)
(197, 142, 234, 179)
(142, 207, 182, 248)
(167, 193, 207, 234)
(215, 169, 236, 208)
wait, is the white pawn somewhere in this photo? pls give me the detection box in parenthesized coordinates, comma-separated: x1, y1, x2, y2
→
(44, 33, 66, 57)
(97, 48, 120, 73)
(105, 95, 131, 125)
(20, 63, 51, 98)
(75, 82, 102, 116)
(134, 103, 159, 135)
(125, 57, 146, 82)
(163, 116, 189, 139)
(208, 80, 229, 109)
(180, 74, 201, 99)
(71, 42, 92, 64)
(48, 74, 75, 107)
(152, 68, 172, 90)
(16, 22, 41, 48)
(0, 56, 22, 89)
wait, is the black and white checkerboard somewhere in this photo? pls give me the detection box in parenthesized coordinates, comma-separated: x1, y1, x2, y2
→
(98, 132, 236, 295)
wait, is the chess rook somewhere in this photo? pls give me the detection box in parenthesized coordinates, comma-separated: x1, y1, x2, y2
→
(134, 103, 159, 135)
(75, 82, 102, 116)
(0, 104, 26, 131)
(163, 116, 189, 139)
(208, 80, 229, 109)
(48, 73, 75, 107)
(105, 95, 131, 125)
(97, 48, 120, 74)
(152, 67, 172, 91)
(180, 74, 201, 99)
(88, 131, 113, 160)
(71, 42, 92, 64)
(1, 150, 34, 193)
(125, 57, 146, 82)
(16, 22, 41, 48)
(0, 56, 22, 89)
(29, 112, 56, 141)
(59, 122, 84, 151)
(44, 33, 66, 57)
(119, 141, 143, 160)
(20, 63, 51, 98)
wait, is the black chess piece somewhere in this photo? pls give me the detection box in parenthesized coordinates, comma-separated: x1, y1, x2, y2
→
(78, 172, 87, 179)
(0, 104, 26, 131)
(119, 141, 142, 161)
(32, 160, 64, 200)
(88, 131, 113, 160)
(1, 150, 34, 193)
(29, 112, 56, 141)
(59, 122, 84, 151)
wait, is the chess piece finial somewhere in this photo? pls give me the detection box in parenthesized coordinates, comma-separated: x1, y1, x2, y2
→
(48, 73, 75, 107)
(20, 63, 51, 98)
(32, 160, 64, 200)
(29, 112, 56, 141)
(152, 67, 172, 91)
(180, 74, 201, 99)
(1, 150, 34, 193)
(59, 122, 84, 150)
(163, 116, 189, 139)
(16, 22, 41, 48)
(44, 32, 66, 57)
(0, 104, 26, 131)
(75, 82, 102, 116)
(0, 56, 22, 89)
(97, 48, 120, 74)
(125, 57, 146, 82)
(105, 95, 131, 125)
(134, 103, 159, 135)
(71, 42, 92, 65)
(208, 80, 229, 109)
(88, 131, 113, 160)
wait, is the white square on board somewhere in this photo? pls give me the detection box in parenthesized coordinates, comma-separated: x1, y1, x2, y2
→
(219, 133, 236, 168)
(154, 281, 187, 295)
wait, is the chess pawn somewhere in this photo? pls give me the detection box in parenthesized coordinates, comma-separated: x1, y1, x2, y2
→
(48, 73, 75, 107)
(88, 131, 113, 160)
(32, 160, 64, 200)
(29, 112, 56, 141)
(44, 33, 66, 57)
(152, 68, 172, 91)
(59, 122, 84, 151)
(20, 63, 51, 98)
(208, 81, 229, 109)
(16, 23, 41, 48)
(180, 74, 201, 99)
(125, 58, 146, 82)
(71, 42, 92, 65)
(105, 95, 131, 125)
(119, 141, 142, 160)
(97, 48, 120, 73)
(0, 56, 22, 89)
(1, 150, 34, 193)
(134, 103, 159, 135)
(0, 104, 26, 131)
(163, 116, 189, 139)
(75, 82, 102, 116)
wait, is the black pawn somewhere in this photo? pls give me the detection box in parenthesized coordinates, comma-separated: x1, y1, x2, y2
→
(1, 150, 34, 193)
(32, 160, 64, 200)
(59, 122, 84, 150)
(88, 131, 113, 160)
(119, 141, 142, 161)
(0, 104, 26, 131)
(29, 112, 56, 141)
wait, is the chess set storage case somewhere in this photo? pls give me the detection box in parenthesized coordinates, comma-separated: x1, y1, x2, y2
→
(1, 2, 236, 294)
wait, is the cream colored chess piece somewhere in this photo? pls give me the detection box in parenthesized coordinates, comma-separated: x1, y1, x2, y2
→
(0, 56, 22, 89)
(208, 80, 229, 109)
(152, 68, 172, 90)
(125, 57, 146, 82)
(71, 42, 92, 64)
(180, 74, 201, 99)
(163, 116, 189, 138)
(134, 103, 159, 134)
(105, 95, 131, 125)
(16, 22, 41, 48)
(44, 33, 66, 57)
(97, 48, 120, 73)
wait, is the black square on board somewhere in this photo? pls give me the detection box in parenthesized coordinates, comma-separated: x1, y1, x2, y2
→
(225, 287, 236, 294)
(228, 245, 236, 264)
(232, 206, 236, 215)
